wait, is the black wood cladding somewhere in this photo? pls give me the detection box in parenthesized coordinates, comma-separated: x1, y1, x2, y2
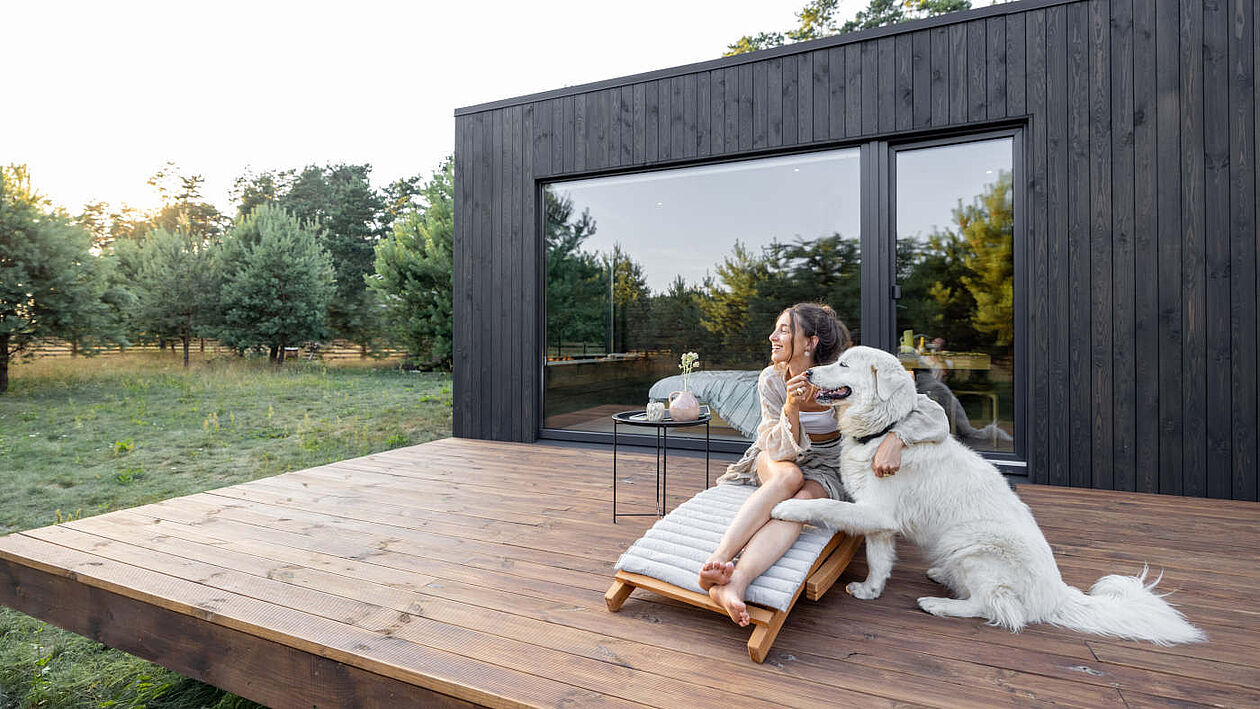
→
(453, 0, 1259, 501)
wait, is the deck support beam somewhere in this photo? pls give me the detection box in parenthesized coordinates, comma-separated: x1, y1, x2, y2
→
(0, 557, 475, 709)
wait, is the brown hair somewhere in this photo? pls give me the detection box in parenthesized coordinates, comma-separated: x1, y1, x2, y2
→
(784, 302, 851, 366)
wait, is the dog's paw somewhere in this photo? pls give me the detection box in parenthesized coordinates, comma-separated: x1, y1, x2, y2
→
(917, 596, 951, 616)
(771, 499, 813, 523)
(846, 581, 884, 600)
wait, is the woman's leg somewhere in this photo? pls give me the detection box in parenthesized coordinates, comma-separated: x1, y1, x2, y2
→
(708, 480, 827, 626)
(699, 452, 804, 591)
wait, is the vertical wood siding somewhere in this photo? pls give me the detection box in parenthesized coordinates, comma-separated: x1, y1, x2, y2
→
(453, 0, 1260, 500)
(1110, 0, 1136, 492)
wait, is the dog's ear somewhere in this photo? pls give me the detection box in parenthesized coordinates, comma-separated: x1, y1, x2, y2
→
(870, 359, 911, 402)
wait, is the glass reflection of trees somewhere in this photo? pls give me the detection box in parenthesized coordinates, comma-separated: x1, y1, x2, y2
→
(898, 170, 1013, 351)
(897, 169, 1015, 451)
(544, 190, 862, 370)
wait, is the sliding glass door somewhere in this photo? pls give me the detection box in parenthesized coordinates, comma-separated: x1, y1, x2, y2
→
(893, 136, 1018, 453)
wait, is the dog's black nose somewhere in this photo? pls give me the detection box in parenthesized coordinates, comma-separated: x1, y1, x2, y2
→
(804, 370, 813, 381)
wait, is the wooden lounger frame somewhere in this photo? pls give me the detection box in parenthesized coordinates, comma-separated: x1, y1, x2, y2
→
(605, 532, 863, 663)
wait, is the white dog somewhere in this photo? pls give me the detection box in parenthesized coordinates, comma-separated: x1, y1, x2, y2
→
(772, 346, 1204, 644)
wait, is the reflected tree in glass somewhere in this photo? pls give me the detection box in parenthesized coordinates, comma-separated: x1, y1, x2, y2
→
(897, 166, 1015, 452)
(899, 169, 1013, 350)
(759, 235, 862, 343)
(698, 241, 771, 367)
(958, 170, 1014, 347)
(545, 191, 606, 357)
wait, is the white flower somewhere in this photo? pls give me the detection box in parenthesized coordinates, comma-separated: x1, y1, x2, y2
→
(679, 351, 701, 390)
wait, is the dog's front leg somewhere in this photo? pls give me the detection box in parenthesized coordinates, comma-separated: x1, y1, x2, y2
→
(771, 499, 898, 535)
(848, 532, 896, 599)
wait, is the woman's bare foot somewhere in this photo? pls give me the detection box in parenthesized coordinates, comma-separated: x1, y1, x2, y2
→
(698, 559, 735, 591)
(708, 583, 750, 627)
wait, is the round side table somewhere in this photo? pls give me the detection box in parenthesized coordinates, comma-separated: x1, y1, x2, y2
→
(610, 408, 710, 522)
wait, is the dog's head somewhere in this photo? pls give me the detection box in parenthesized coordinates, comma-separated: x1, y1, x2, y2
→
(805, 346, 918, 438)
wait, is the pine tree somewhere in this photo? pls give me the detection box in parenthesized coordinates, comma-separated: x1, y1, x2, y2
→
(0, 166, 118, 391)
(279, 164, 386, 353)
(132, 228, 216, 367)
(370, 159, 454, 368)
(216, 204, 335, 363)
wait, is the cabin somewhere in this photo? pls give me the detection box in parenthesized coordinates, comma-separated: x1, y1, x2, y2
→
(452, 0, 1260, 501)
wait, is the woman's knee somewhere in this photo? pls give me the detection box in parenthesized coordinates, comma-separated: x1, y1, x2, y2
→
(793, 479, 828, 500)
(756, 452, 804, 491)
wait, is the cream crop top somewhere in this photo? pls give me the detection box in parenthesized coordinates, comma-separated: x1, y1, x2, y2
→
(797, 409, 838, 435)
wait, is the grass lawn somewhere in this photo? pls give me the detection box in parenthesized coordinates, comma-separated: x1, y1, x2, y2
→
(0, 352, 452, 708)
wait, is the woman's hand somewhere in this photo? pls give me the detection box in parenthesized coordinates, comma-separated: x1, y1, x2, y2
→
(783, 371, 816, 411)
(873, 433, 905, 478)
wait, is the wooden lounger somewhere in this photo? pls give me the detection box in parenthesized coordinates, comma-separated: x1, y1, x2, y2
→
(604, 484, 862, 663)
(606, 532, 861, 662)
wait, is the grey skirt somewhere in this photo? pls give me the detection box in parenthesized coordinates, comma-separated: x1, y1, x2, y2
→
(718, 436, 849, 501)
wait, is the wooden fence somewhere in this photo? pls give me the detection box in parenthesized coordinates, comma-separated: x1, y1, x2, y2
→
(24, 339, 405, 362)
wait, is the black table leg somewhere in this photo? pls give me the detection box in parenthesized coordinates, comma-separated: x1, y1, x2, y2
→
(661, 426, 668, 516)
(705, 419, 711, 488)
(655, 426, 662, 515)
(607, 418, 612, 523)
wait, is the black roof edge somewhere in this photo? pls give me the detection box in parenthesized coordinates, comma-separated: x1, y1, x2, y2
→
(454, 0, 1074, 117)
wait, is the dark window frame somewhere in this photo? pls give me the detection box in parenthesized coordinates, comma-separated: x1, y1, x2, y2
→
(882, 128, 1027, 468)
(534, 123, 1029, 474)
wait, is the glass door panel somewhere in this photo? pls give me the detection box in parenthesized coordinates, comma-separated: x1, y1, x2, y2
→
(895, 137, 1015, 453)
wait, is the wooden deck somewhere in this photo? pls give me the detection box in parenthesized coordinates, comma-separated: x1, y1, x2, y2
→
(1, 438, 1257, 708)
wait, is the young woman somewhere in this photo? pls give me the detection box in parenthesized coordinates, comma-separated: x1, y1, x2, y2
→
(700, 303, 949, 626)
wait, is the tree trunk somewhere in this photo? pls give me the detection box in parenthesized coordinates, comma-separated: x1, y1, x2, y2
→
(71, 339, 79, 357)
(182, 335, 190, 368)
(160, 338, 167, 351)
(0, 334, 9, 394)
(360, 342, 367, 359)
(200, 338, 205, 353)
(277, 343, 287, 366)
(268, 345, 278, 363)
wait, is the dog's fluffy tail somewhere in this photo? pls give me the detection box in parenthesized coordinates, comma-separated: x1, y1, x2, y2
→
(1047, 566, 1205, 645)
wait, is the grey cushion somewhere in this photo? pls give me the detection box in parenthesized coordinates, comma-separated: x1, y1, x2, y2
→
(649, 370, 763, 438)
(614, 483, 835, 612)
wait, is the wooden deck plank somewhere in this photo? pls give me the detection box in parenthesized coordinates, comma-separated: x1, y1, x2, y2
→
(0, 555, 481, 709)
(2, 438, 1258, 708)
(1086, 640, 1260, 689)
(21, 523, 767, 709)
(784, 607, 1250, 707)
(0, 532, 636, 709)
(167, 493, 623, 582)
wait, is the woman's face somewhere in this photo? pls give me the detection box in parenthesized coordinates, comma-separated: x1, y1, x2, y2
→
(768, 311, 808, 365)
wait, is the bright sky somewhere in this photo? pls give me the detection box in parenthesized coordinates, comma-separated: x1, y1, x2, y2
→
(2, 0, 850, 216)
